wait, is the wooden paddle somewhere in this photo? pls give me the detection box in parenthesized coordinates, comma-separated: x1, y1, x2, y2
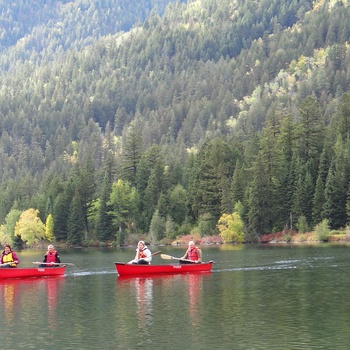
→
(160, 254, 196, 263)
(33, 262, 75, 267)
(151, 251, 162, 256)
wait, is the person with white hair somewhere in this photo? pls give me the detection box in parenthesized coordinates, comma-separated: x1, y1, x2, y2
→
(180, 241, 202, 264)
(128, 241, 152, 265)
(41, 244, 61, 267)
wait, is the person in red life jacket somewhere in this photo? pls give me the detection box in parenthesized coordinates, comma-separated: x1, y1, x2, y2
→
(128, 241, 152, 265)
(0, 244, 20, 267)
(41, 244, 61, 267)
(180, 241, 202, 264)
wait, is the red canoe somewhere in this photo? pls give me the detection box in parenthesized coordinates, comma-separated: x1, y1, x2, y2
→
(0, 266, 66, 279)
(115, 261, 213, 276)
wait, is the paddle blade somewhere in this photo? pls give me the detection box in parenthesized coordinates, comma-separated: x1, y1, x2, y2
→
(160, 254, 173, 260)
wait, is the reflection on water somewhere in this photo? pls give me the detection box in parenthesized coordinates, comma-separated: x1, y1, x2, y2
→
(1, 282, 16, 326)
(0, 276, 65, 340)
(188, 273, 202, 325)
(117, 271, 207, 332)
(135, 278, 153, 329)
(2, 245, 350, 349)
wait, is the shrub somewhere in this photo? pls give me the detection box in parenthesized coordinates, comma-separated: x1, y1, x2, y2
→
(296, 215, 309, 233)
(313, 219, 330, 241)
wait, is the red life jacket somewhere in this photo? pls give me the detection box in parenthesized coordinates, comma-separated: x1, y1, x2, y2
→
(46, 250, 58, 263)
(187, 247, 199, 261)
(138, 248, 148, 260)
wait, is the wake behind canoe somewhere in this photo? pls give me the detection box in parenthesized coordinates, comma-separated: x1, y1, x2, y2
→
(0, 266, 66, 279)
(115, 261, 213, 276)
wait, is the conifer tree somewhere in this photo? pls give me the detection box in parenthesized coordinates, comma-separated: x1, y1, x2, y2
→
(108, 179, 136, 242)
(231, 160, 246, 207)
(149, 209, 165, 242)
(296, 97, 325, 181)
(169, 184, 188, 226)
(53, 192, 70, 242)
(312, 175, 325, 227)
(96, 173, 113, 242)
(67, 191, 86, 245)
(79, 157, 96, 229)
(323, 161, 347, 229)
(121, 123, 143, 187)
(247, 152, 273, 236)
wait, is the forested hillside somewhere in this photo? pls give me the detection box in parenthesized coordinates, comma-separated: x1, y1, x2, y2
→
(1, 0, 350, 247)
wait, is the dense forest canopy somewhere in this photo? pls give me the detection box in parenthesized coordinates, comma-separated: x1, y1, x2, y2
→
(1, 0, 350, 246)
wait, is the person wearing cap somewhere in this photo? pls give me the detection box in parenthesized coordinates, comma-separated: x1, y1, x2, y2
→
(179, 240, 202, 264)
(0, 244, 20, 267)
(40, 244, 61, 267)
(128, 241, 152, 264)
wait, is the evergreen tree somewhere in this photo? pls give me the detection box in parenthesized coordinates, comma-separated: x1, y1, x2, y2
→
(108, 179, 136, 244)
(53, 192, 70, 241)
(165, 215, 176, 239)
(247, 152, 273, 236)
(323, 160, 347, 229)
(95, 173, 113, 242)
(121, 123, 143, 187)
(79, 157, 96, 230)
(296, 97, 325, 181)
(149, 209, 165, 243)
(312, 175, 326, 227)
(231, 160, 246, 207)
(331, 93, 350, 141)
(169, 184, 188, 226)
(67, 191, 86, 245)
(194, 138, 233, 224)
(302, 168, 314, 226)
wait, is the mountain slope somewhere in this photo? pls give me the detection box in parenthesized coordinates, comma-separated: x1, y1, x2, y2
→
(1, 0, 350, 242)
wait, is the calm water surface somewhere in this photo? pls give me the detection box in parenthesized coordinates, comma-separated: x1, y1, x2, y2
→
(1, 244, 350, 350)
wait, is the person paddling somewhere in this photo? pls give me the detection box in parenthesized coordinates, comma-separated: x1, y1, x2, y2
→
(40, 244, 61, 267)
(179, 241, 202, 264)
(0, 244, 20, 267)
(128, 241, 152, 265)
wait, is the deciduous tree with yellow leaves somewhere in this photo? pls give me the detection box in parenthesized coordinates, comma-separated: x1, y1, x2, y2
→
(14, 209, 46, 246)
(217, 212, 245, 243)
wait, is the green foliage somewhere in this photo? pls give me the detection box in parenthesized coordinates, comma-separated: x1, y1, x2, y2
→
(53, 192, 70, 242)
(95, 174, 113, 242)
(108, 179, 136, 237)
(169, 184, 188, 225)
(217, 212, 245, 243)
(313, 219, 330, 241)
(45, 214, 55, 242)
(149, 209, 165, 243)
(165, 215, 176, 239)
(296, 215, 309, 234)
(198, 213, 217, 236)
(14, 209, 46, 246)
(0, 209, 22, 246)
(2, 1, 350, 244)
(121, 123, 143, 187)
(67, 192, 86, 245)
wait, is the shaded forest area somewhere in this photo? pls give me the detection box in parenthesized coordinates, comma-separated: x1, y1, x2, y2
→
(1, 0, 350, 247)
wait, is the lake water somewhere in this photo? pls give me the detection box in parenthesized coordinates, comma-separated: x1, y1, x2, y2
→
(1, 244, 350, 350)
